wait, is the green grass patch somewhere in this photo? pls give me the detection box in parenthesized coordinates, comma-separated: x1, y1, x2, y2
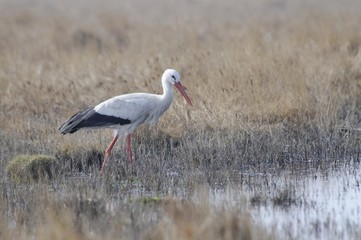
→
(133, 196, 162, 206)
(6, 155, 55, 183)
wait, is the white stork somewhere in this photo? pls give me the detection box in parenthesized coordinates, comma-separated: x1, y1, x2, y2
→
(59, 69, 192, 174)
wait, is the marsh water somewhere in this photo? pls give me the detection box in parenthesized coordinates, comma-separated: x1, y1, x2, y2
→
(204, 166, 361, 239)
(92, 164, 361, 239)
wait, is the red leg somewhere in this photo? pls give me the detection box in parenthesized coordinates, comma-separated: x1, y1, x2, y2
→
(99, 134, 119, 175)
(126, 134, 133, 164)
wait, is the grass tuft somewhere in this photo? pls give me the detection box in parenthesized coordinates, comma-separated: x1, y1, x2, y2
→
(6, 155, 55, 183)
(55, 146, 103, 174)
(134, 196, 162, 206)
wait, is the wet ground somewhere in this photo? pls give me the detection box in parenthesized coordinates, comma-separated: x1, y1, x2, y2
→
(204, 166, 361, 239)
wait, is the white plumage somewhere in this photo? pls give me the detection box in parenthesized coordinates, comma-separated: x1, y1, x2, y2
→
(94, 93, 168, 129)
(59, 69, 192, 174)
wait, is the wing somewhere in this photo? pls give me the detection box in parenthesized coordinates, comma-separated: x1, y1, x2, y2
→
(93, 93, 160, 122)
(59, 108, 131, 134)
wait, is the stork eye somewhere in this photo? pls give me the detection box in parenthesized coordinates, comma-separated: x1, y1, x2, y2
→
(171, 75, 176, 81)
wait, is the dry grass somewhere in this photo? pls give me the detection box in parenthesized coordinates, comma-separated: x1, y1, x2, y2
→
(1, 2, 360, 133)
(0, 0, 360, 239)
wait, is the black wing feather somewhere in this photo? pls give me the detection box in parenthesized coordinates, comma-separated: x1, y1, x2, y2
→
(59, 108, 131, 134)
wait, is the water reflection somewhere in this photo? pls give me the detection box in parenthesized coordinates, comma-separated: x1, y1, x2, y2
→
(207, 167, 361, 239)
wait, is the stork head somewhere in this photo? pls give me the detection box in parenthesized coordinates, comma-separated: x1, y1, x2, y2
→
(162, 69, 193, 107)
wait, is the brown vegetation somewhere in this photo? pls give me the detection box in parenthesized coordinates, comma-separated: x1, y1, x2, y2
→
(0, 0, 360, 239)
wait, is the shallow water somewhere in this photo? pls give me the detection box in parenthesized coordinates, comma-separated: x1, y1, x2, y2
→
(208, 167, 361, 239)
(52, 163, 361, 239)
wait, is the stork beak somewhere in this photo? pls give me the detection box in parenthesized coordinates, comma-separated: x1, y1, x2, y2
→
(174, 82, 193, 107)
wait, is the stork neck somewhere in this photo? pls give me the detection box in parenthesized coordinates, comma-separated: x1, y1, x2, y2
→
(162, 80, 174, 101)
(159, 80, 174, 115)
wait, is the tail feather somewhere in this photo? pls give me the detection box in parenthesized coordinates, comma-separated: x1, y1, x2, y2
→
(59, 108, 93, 134)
